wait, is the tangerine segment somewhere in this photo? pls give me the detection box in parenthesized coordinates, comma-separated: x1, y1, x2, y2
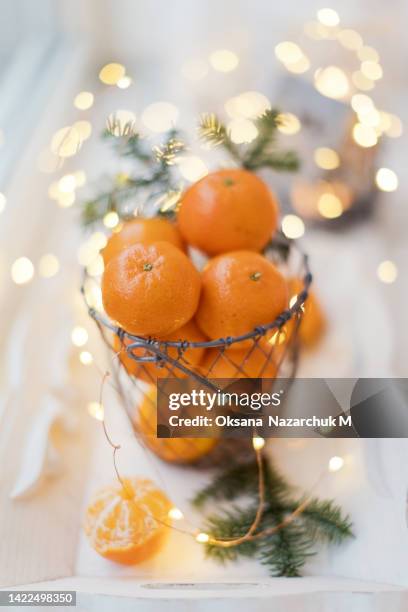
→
(102, 217, 185, 265)
(196, 251, 288, 348)
(137, 385, 217, 463)
(113, 319, 207, 382)
(201, 347, 277, 379)
(178, 169, 279, 256)
(102, 241, 201, 336)
(84, 478, 172, 565)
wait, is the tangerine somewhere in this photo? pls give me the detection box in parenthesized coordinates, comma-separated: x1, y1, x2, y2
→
(196, 251, 288, 348)
(178, 169, 279, 255)
(288, 278, 326, 348)
(102, 241, 201, 336)
(201, 346, 277, 379)
(84, 477, 171, 564)
(102, 217, 184, 265)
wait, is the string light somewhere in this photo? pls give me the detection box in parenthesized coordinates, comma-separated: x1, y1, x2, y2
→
(103, 211, 119, 229)
(71, 326, 88, 347)
(317, 8, 340, 27)
(99, 63, 125, 85)
(360, 61, 383, 81)
(225, 91, 271, 120)
(209, 49, 239, 72)
(252, 437, 265, 451)
(277, 113, 301, 135)
(375, 168, 398, 192)
(38, 254, 60, 278)
(196, 532, 210, 543)
(314, 147, 340, 170)
(318, 193, 343, 218)
(11, 257, 34, 285)
(73, 120, 92, 141)
(176, 156, 208, 182)
(352, 123, 377, 148)
(350, 94, 374, 114)
(377, 260, 398, 284)
(281, 215, 305, 239)
(0, 192, 6, 214)
(328, 456, 344, 472)
(58, 174, 76, 193)
(314, 66, 349, 99)
(51, 125, 82, 158)
(168, 507, 184, 521)
(228, 119, 258, 143)
(385, 114, 403, 138)
(357, 46, 379, 62)
(352, 71, 374, 91)
(337, 29, 363, 50)
(275, 41, 303, 64)
(57, 192, 76, 208)
(88, 401, 105, 421)
(74, 91, 94, 110)
(80, 351, 93, 365)
(117, 76, 132, 89)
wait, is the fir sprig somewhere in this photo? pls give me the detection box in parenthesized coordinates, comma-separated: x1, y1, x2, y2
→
(198, 109, 300, 173)
(193, 457, 353, 577)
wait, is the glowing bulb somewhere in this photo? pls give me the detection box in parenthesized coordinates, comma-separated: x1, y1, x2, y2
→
(168, 507, 184, 520)
(88, 401, 104, 421)
(360, 61, 382, 81)
(282, 215, 305, 239)
(57, 192, 75, 208)
(375, 168, 398, 192)
(318, 193, 343, 218)
(337, 29, 363, 50)
(377, 260, 398, 284)
(277, 113, 301, 135)
(385, 114, 403, 138)
(352, 123, 377, 148)
(117, 76, 131, 89)
(11, 257, 34, 285)
(351, 94, 374, 114)
(79, 351, 93, 365)
(252, 437, 265, 451)
(285, 55, 311, 74)
(74, 91, 94, 110)
(358, 46, 379, 62)
(99, 63, 125, 85)
(58, 174, 76, 193)
(103, 211, 119, 228)
(275, 41, 303, 64)
(352, 71, 374, 91)
(196, 532, 210, 543)
(39, 254, 59, 278)
(73, 120, 92, 141)
(317, 8, 340, 27)
(328, 456, 344, 472)
(0, 192, 6, 214)
(315, 66, 349, 99)
(228, 119, 258, 143)
(209, 49, 239, 72)
(71, 326, 88, 347)
(314, 147, 340, 170)
(51, 125, 82, 158)
(177, 156, 208, 182)
(141, 102, 179, 133)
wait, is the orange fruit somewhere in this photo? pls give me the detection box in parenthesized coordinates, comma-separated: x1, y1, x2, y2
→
(113, 319, 207, 382)
(201, 347, 277, 379)
(178, 169, 279, 255)
(288, 278, 326, 348)
(137, 385, 217, 463)
(84, 477, 172, 564)
(196, 251, 288, 348)
(101, 217, 185, 265)
(102, 241, 201, 336)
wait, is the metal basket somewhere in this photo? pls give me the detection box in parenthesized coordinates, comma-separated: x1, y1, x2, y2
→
(83, 232, 311, 465)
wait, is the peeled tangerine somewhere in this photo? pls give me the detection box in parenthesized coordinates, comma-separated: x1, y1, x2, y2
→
(113, 319, 207, 382)
(84, 478, 172, 564)
(102, 241, 201, 336)
(178, 169, 279, 256)
(137, 385, 217, 463)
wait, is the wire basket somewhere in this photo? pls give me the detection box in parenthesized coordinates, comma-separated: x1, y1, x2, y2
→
(83, 232, 311, 466)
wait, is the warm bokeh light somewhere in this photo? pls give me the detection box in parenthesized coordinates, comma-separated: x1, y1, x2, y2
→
(107, 110, 136, 136)
(385, 114, 403, 138)
(352, 71, 374, 91)
(73, 120, 92, 141)
(275, 41, 303, 64)
(87, 255, 105, 277)
(360, 61, 382, 81)
(79, 351, 93, 365)
(11, 257, 34, 285)
(0, 192, 6, 214)
(103, 211, 119, 229)
(71, 326, 89, 347)
(58, 174, 76, 193)
(225, 91, 271, 120)
(351, 94, 374, 115)
(328, 456, 344, 472)
(281, 214, 305, 239)
(377, 260, 398, 284)
(228, 118, 258, 143)
(375, 168, 398, 192)
(209, 49, 239, 72)
(57, 192, 76, 208)
(277, 112, 301, 135)
(357, 46, 379, 62)
(196, 532, 210, 543)
(252, 437, 265, 450)
(87, 401, 104, 421)
(117, 76, 132, 89)
(337, 29, 363, 50)
(99, 62, 125, 85)
(352, 123, 378, 147)
(314, 147, 340, 170)
(38, 254, 60, 278)
(51, 125, 82, 158)
(318, 193, 343, 218)
(181, 58, 209, 81)
(177, 156, 208, 182)
(285, 55, 311, 74)
(317, 8, 340, 27)
(74, 91, 94, 110)
(168, 507, 184, 520)
(314, 66, 349, 99)
(141, 102, 179, 132)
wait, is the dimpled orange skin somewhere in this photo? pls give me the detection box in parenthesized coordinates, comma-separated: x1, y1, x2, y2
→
(196, 251, 288, 348)
(101, 217, 185, 265)
(178, 169, 279, 256)
(84, 477, 172, 565)
(102, 241, 201, 336)
(201, 347, 277, 379)
(137, 386, 217, 463)
(113, 319, 207, 382)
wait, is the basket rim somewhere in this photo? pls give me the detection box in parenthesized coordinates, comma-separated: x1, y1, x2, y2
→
(82, 235, 311, 352)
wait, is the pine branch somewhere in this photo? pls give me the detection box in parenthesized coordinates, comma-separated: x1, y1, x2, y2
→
(259, 521, 315, 577)
(283, 498, 354, 544)
(198, 113, 241, 161)
(204, 506, 259, 562)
